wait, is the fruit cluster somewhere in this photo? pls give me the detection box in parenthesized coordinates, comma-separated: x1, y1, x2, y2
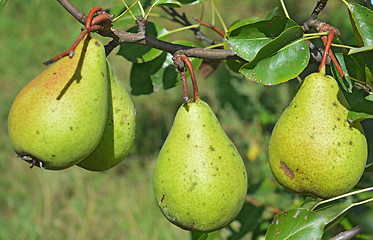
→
(8, 36, 136, 171)
(7, 36, 368, 234)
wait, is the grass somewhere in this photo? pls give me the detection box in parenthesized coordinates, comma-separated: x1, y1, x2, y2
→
(0, 155, 188, 240)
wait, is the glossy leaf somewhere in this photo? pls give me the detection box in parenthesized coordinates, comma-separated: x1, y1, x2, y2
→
(331, 53, 355, 92)
(344, 88, 373, 121)
(349, 45, 373, 55)
(117, 22, 168, 63)
(154, 0, 182, 8)
(227, 17, 263, 33)
(178, 0, 205, 4)
(240, 39, 309, 85)
(265, 208, 324, 240)
(347, 3, 373, 47)
(224, 16, 300, 62)
(314, 202, 354, 227)
(300, 197, 318, 210)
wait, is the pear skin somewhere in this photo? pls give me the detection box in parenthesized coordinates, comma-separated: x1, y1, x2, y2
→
(268, 70, 368, 199)
(77, 60, 136, 171)
(8, 37, 108, 170)
(153, 98, 248, 232)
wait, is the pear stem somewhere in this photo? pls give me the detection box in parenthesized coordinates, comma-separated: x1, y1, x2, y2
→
(174, 55, 199, 102)
(180, 55, 199, 102)
(43, 7, 112, 65)
(321, 34, 344, 78)
(319, 28, 334, 73)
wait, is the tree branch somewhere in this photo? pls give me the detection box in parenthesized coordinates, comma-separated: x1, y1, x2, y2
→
(329, 226, 363, 240)
(57, 0, 238, 60)
(57, 0, 87, 25)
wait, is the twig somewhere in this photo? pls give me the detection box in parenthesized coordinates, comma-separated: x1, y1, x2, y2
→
(193, 17, 224, 37)
(160, 6, 220, 45)
(302, 0, 329, 32)
(329, 226, 363, 240)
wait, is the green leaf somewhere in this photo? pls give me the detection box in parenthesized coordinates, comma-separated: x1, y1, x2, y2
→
(154, 0, 182, 8)
(177, 0, 205, 4)
(344, 88, 373, 121)
(347, 3, 373, 47)
(265, 208, 324, 240)
(366, 162, 373, 171)
(178, 0, 205, 4)
(314, 202, 354, 227)
(227, 202, 265, 240)
(240, 39, 310, 85)
(347, 111, 373, 121)
(331, 53, 357, 92)
(265, 7, 279, 20)
(227, 17, 263, 33)
(0, 0, 7, 11)
(130, 52, 168, 95)
(300, 197, 318, 210)
(224, 16, 300, 62)
(349, 45, 373, 55)
(191, 232, 208, 240)
(366, 94, 373, 101)
(117, 22, 168, 63)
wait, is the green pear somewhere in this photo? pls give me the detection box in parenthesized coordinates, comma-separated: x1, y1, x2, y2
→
(268, 69, 367, 199)
(8, 37, 108, 170)
(153, 98, 248, 232)
(77, 60, 136, 171)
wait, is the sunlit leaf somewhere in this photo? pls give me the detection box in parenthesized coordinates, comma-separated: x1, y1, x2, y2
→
(347, 3, 373, 47)
(240, 39, 309, 85)
(178, 0, 205, 4)
(349, 45, 373, 55)
(224, 16, 300, 62)
(154, 0, 182, 8)
(265, 208, 324, 240)
(314, 202, 354, 227)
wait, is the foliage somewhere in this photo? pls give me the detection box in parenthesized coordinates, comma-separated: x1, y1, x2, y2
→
(0, 0, 372, 239)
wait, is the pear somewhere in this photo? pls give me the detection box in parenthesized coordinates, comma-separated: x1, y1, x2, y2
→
(153, 98, 248, 232)
(268, 69, 368, 199)
(77, 60, 136, 171)
(8, 37, 108, 170)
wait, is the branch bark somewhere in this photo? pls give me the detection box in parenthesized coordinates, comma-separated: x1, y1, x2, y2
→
(56, 0, 331, 66)
(329, 226, 363, 240)
(56, 0, 238, 60)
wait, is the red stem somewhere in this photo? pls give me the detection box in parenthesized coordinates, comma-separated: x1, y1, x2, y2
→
(318, 28, 334, 73)
(86, 6, 104, 28)
(180, 55, 199, 102)
(43, 7, 111, 65)
(180, 70, 189, 102)
(43, 25, 101, 65)
(321, 35, 344, 78)
(194, 17, 225, 37)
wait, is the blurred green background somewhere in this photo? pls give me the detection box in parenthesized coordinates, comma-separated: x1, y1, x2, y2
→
(0, 0, 372, 239)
